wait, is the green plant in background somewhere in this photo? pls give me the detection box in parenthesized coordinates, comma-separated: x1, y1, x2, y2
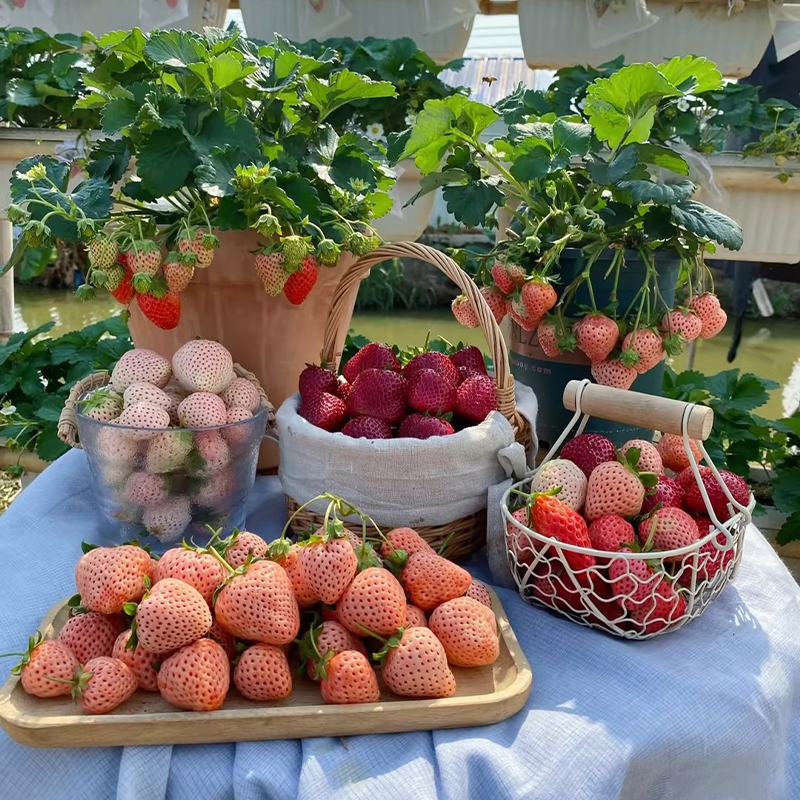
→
(0, 27, 99, 129)
(0, 317, 132, 462)
(663, 367, 800, 544)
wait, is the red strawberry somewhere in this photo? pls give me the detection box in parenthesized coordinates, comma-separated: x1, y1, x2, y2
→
(299, 535, 358, 605)
(401, 551, 471, 612)
(271, 542, 319, 608)
(641, 474, 685, 515)
(214, 559, 300, 645)
(608, 558, 682, 629)
(403, 352, 459, 386)
(234, 643, 292, 701)
(337, 567, 407, 637)
(153, 542, 228, 605)
(429, 596, 498, 667)
(491, 261, 522, 294)
(380, 527, 435, 559)
(158, 638, 230, 711)
(657, 434, 702, 472)
(585, 460, 647, 520)
(342, 342, 400, 383)
(457, 365, 483, 385)
(321, 650, 380, 704)
(346, 369, 407, 424)
(299, 391, 347, 431)
(620, 329, 664, 374)
(465, 579, 492, 608)
(574, 314, 619, 362)
(449, 345, 487, 375)
(136, 291, 181, 330)
(112, 629, 161, 691)
(299, 364, 338, 397)
(69, 656, 138, 714)
(338, 381, 353, 402)
(398, 413, 454, 438)
(58, 611, 126, 664)
(109, 265, 135, 305)
(588, 514, 635, 552)
(406, 368, 457, 414)
(591, 358, 637, 389)
(660, 308, 702, 345)
(224, 530, 269, 569)
(255, 251, 288, 296)
(560, 433, 616, 478)
(381, 627, 456, 698)
(527, 492, 596, 574)
(521, 277, 557, 319)
(619, 439, 663, 474)
(537, 318, 561, 357)
(405, 605, 428, 627)
(283, 255, 319, 305)
(131, 577, 212, 653)
(451, 295, 479, 328)
(480, 286, 507, 325)
(455, 375, 497, 423)
(638, 507, 700, 560)
(342, 416, 393, 439)
(6, 634, 79, 698)
(682, 468, 750, 521)
(677, 516, 733, 587)
(75, 544, 154, 614)
(689, 293, 727, 339)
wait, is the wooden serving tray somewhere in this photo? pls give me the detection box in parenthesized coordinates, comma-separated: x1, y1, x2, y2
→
(0, 589, 532, 747)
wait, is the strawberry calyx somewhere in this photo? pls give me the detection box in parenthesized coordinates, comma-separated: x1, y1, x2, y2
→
(366, 627, 405, 665)
(296, 617, 334, 681)
(78, 388, 121, 413)
(383, 547, 408, 578)
(0, 631, 44, 674)
(617, 448, 658, 490)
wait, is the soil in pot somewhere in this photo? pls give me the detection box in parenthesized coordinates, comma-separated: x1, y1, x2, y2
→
(510, 248, 679, 447)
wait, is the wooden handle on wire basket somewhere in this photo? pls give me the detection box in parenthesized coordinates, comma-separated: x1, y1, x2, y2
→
(321, 241, 525, 435)
(562, 381, 714, 441)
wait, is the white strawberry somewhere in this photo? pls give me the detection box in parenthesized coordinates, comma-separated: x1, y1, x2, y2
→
(111, 349, 172, 392)
(172, 340, 235, 394)
(530, 458, 587, 511)
(143, 497, 191, 542)
(146, 431, 193, 474)
(123, 472, 168, 508)
(194, 468, 236, 508)
(584, 461, 646, 520)
(222, 407, 254, 447)
(163, 390, 183, 426)
(116, 402, 171, 440)
(619, 439, 663, 475)
(255, 251, 288, 296)
(95, 426, 140, 463)
(177, 392, 227, 428)
(194, 430, 230, 474)
(219, 377, 261, 414)
(178, 228, 217, 269)
(79, 389, 123, 422)
(127, 240, 162, 276)
(163, 258, 195, 294)
(123, 382, 173, 411)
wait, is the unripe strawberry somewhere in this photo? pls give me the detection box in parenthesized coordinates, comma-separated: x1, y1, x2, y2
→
(88, 236, 118, 268)
(255, 251, 288, 296)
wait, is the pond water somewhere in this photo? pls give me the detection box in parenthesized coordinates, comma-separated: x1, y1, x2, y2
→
(13, 285, 800, 420)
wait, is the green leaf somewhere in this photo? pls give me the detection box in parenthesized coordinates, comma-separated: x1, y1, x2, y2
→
(34, 396, 66, 422)
(6, 79, 39, 107)
(773, 469, 800, 515)
(510, 145, 552, 181)
(671, 200, 743, 250)
(442, 176, 503, 227)
(136, 130, 196, 197)
(143, 30, 206, 69)
(194, 146, 244, 197)
(776, 510, 800, 546)
(210, 52, 255, 89)
(617, 179, 695, 205)
(607, 145, 640, 182)
(36, 425, 68, 462)
(101, 97, 139, 135)
(552, 119, 591, 159)
(305, 69, 396, 122)
(11, 156, 69, 199)
(398, 96, 465, 171)
(87, 139, 131, 184)
(456, 100, 500, 139)
(658, 56, 722, 94)
(191, 110, 261, 161)
(636, 144, 690, 176)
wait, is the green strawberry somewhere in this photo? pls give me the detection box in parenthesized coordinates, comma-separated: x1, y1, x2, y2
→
(317, 239, 342, 268)
(280, 235, 312, 272)
(104, 265, 125, 292)
(88, 236, 118, 269)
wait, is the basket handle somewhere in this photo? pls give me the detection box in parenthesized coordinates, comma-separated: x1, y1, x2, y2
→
(321, 241, 522, 431)
(562, 380, 714, 440)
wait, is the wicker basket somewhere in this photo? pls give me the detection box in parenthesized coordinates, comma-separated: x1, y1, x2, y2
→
(283, 241, 530, 560)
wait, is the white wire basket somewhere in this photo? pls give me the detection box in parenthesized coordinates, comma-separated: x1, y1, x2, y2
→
(502, 379, 754, 640)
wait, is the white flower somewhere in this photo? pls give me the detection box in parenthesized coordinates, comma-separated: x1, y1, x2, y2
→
(404, 112, 417, 127)
(0, 404, 17, 417)
(677, 98, 691, 113)
(577, 97, 587, 112)
(364, 122, 385, 141)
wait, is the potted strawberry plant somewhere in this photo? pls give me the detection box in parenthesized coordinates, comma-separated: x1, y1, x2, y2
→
(398, 57, 743, 444)
(2, 28, 397, 467)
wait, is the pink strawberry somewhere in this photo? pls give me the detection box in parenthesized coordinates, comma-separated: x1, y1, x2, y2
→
(682, 467, 750, 521)
(480, 286, 507, 324)
(117, 401, 171, 439)
(111, 349, 172, 392)
(112, 629, 161, 691)
(301, 620, 366, 681)
(584, 461, 646, 520)
(452, 295, 479, 328)
(505, 297, 539, 331)
(219, 377, 261, 414)
(342, 342, 400, 383)
(75, 544, 154, 614)
(677, 516, 734, 587)
(591, 358, 637, 389)
(406, 368, 457, 414)
(283, 255, 319, 305)
(214, 560, 300, 645)
(574, 314, 619, 362)
(178, 227, 217, 268)
(193, 467, 236, 508)
(537, 318, 561, 357)
(465, 579, 492, 608)
(300, 535, 358, 605)
(521, 277, 557, 319)
(491, 261, 524, 294)
(588, 514, 635, 552)
(429, 596, 498, 667)
(178, 392, 227, 427)
(398, 413, 454, 438)
(381, 627, 456, 698)
(172, 339, 234, 394)
(620, 329, 664, 374)
(641, 474, 685, 515)
(205, 619, 237, 661)
(271, 542, 319, 608)
(319, 649, 380, 704)
(619, 439, 663, 474)
(5, 634, 79, 698)
(158, 639, 230, 711)
(255, 251, 288, 296)
(403, 352, 459, 386)
(127, 239, 162, 277)
(69, 656, 138, 714)
(560, 432, 616, 478)
(298, 365, 338, 398)
(405, 605, 428, 627)
(234, 643, 292, 701)
(58, 612, 126, 664)
(337, 567, 407, 638)
(401, 551, 472, 612)
(380, 527, 435, 559)
(123, 472, 167, 507)
(638, 507, 700, 561)
(689, 294, 727, 339)
(657, 434, 702, 472)
(153, 542, 228, 605)
(342, 416, 393, 439)
(224, 530, 269, 568)
(142, 498, 191, 542)
(531, 458, 587, 511)
(346, 369, 407, 424)
(163, 259, 194, 294)
(609, 558, 685, 634)
(660, 308, 702, 344)
(449, 345, 486, 375)
(223, 407, 254, 447)
(299, 391, 347, 431)
(455, 374, 497, 423)
(146, 430, 193, 473)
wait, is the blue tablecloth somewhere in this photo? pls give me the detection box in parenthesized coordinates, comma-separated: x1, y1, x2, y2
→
(2, 449, 800, 800)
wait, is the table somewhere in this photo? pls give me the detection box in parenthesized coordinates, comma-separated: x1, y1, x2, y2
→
(2, 449, 800, 800)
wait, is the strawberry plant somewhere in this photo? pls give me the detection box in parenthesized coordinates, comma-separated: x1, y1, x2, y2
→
(1, 29, 397, 321)
(397, 57, 743, 386)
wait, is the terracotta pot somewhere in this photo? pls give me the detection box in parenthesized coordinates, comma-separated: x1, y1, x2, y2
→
(128, 229, 359, 469)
